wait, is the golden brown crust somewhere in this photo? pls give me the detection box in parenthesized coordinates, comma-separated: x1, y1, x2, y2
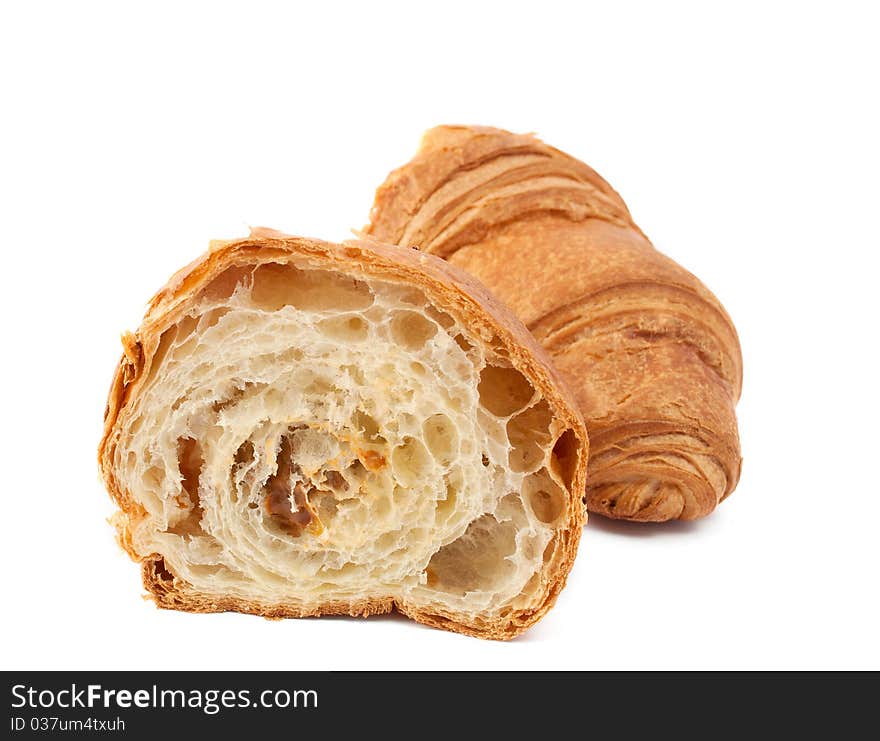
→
(367, 125, 742, 522)
(99, 229, 588, 640)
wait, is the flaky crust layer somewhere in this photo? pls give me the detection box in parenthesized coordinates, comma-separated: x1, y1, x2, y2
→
(99, 230, 588, 639)
(367, 126, 743, 522)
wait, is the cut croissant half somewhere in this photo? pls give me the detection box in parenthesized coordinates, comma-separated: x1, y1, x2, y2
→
(367, 125, 743, 522)
(98, 230, 587, 639)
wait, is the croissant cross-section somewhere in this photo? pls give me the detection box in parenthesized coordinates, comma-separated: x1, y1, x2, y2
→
(99, 231, 587, 639)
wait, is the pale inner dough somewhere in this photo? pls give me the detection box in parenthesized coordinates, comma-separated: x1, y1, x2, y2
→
(115, 259, 572, 619)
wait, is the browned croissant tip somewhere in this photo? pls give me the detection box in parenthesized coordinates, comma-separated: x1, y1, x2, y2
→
(367, 124, 743, 524)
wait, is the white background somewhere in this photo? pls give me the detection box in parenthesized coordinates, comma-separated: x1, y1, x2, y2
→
(2, 1, 877, 670)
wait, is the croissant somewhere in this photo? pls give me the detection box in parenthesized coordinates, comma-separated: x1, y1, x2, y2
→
(367, 126, 742, 522)
(98, 229, 587, 639)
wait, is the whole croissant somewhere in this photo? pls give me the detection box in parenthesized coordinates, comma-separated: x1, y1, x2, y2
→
(367, 125, 742, 522)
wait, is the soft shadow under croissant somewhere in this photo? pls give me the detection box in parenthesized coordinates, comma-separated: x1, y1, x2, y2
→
(366, 125, 743, 522)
